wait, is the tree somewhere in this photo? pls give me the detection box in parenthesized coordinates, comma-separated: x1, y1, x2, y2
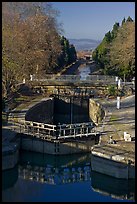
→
(69, 44, 77, 63)
(2, 2, 62, 98)
(122, 17, 126, 25)
(92, 16, 135, 80)
(126, 16, 133, 22)
(111, 22, 119, 39)
(56, 36, 77, 70)
(105, 31, 112, 42)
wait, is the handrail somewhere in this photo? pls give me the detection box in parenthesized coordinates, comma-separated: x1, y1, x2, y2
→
(8, 117, 96, 139)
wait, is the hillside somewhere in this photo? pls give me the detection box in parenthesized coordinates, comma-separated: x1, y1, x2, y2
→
(69, 39, 101, 51)
(92, 17, 135, 81)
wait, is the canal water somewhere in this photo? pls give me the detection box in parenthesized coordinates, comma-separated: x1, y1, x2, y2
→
(2, 150, 135, 202)
(75, 63, 91, 80)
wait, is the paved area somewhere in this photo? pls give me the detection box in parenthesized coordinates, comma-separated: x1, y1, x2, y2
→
(2, 96, 45, 144)
(95, 95, 135, 153)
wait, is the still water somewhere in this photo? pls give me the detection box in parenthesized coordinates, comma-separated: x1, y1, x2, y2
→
(2, 150, 135, 202)
(75, 63, 91, 80)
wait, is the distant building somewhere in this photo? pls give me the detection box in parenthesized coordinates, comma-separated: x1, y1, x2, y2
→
(84, 54, 92, 60)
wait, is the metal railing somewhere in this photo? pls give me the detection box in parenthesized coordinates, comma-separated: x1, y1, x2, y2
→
(31, 74, 117, 84)
(8, 117, 96, 140)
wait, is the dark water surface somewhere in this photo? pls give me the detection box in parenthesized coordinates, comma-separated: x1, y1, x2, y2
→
(2, 150, 135, 202)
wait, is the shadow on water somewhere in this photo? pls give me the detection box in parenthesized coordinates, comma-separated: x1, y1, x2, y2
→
(19, 150, 91, 168)
(2, 165, 18, 190)
(91, 171, 135, 201)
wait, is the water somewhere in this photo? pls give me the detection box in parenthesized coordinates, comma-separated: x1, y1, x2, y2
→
(76, 63, 91, 80)
(2, 150, 135, 202)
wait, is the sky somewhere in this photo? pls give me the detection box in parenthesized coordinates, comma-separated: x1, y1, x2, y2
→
(51, 2, 135, 40)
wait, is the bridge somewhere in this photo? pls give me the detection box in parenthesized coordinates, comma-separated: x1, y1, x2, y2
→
(8, 116, 98, 142)
(29, 74, 118, 86)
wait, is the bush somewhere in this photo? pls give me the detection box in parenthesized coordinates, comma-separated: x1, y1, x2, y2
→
(107, 85, 117, 96)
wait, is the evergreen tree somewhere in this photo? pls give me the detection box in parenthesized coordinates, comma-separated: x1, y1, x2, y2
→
(111, 22, 119, 39)
(122, 17, 126, 25)
(105, 31, 112, 42)
(126, 16, 133, 22)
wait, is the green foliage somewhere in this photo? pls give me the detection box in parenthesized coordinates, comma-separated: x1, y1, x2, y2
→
(111, 22, 119, 39)
(126, 16, 133, 22)
(105, 31, 112, 42)
(57, 36, 77, 69)
(122, 17, 126, 25)
(107, 85, 117, 96)
(92, 17, 135, 81)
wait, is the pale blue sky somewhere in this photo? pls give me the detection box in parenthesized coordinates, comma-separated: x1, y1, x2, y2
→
(51, 2, 135, 40)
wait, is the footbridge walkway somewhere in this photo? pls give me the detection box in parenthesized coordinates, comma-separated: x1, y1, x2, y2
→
(8, 116, 98, 142)
(29, 74, 119, 86)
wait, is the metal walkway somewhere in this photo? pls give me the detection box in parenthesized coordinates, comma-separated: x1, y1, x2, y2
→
(8, 116, 98, 141)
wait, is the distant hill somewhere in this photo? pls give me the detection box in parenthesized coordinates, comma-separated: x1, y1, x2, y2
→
(69, 39, 101, 51)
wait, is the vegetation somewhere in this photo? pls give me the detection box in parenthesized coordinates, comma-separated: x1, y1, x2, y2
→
(107, 85, 117, 97)
(92, 17, 135, 81)
(2, 2, 77, 100)
(55, 36, 77, 73)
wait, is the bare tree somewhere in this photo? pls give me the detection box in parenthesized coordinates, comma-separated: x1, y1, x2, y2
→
(2, 2, 62, 98)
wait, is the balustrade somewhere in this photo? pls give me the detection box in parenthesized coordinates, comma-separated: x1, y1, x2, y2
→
(8, 117, 96, 140)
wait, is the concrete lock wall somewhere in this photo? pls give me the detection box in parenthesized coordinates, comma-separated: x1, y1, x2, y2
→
(21, 136, 96, 155)
(89, 99, 105, 125)
(25, 98, 54, 124)
(91, 155, 135, 179)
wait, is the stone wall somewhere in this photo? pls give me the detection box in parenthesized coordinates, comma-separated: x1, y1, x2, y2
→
(89, 99, 105, 125)
(25, 98, 54, 124)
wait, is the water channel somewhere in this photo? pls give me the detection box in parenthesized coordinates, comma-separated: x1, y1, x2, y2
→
(76, 63, 91, 80)
(2, 64, 135, 202)
(2, 150, 135, 202)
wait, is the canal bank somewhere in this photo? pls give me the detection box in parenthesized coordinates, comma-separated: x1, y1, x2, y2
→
(59, 59, 83, 75)
(91, 95, 135, 179)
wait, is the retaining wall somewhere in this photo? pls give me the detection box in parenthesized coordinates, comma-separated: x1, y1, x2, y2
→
(21, 135, 99, 155)
(91, 154, 135, 179)
(89, 99, 105, 125)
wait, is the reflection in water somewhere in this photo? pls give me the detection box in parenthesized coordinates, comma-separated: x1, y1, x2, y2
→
(2, 165, 18, 190)
(91, 171, 135, 201)
(19, 150, 91, 185)
(2, 150, 135, 202)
